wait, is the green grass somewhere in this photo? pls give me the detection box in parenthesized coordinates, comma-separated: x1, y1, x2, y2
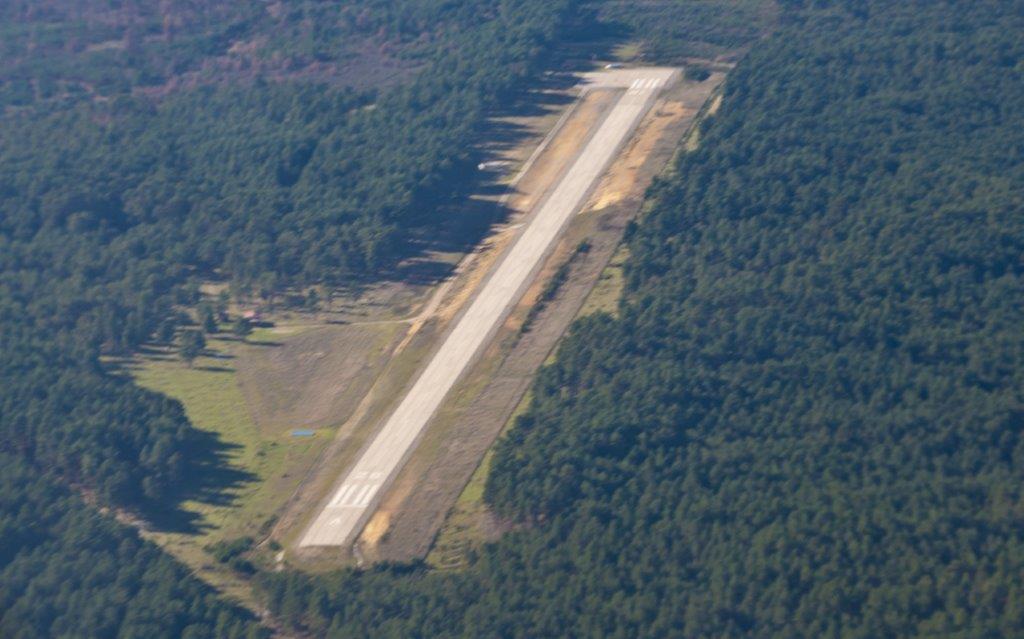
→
(578, 245, 629, 319)
(247, 326, 290, 342)
(131, 337, 329, 605)
(426, 449, 495, 570)
(427, 388, 534, 569)
(611, 41, 643, 62)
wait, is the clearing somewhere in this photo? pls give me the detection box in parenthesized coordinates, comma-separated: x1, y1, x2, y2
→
(124, 319, 399, 605)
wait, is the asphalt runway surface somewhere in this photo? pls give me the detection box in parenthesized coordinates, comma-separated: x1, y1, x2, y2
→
(300, 68, 677, 548)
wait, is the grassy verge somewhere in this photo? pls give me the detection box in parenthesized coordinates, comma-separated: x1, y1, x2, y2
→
(577, 244, 629, 318)
(426, 388, 534, 569)
(611, 41, 643, 62)
(426, 450, 495, 570)
(130, 335, 331, 606)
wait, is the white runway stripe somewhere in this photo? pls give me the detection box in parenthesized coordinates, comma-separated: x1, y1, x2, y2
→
(357, 485, 377, 506)
(627, 77, 666, 95)
(330, 484, 356, 507)
(351, 485, 374, 507)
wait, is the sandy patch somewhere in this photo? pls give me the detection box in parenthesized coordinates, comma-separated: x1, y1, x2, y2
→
(588, 100, 692, 211)
(359, 511, 391, 548)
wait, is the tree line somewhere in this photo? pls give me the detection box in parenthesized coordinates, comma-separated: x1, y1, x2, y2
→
(0, 453, 265, 638)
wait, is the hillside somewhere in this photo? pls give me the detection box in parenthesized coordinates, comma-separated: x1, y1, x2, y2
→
(261, 1, 1024, 636)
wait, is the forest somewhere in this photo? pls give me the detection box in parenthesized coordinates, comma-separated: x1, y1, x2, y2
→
(0, 453, 264, 638)
(0, 0, 579, 634)
(0, 0, 578, 498)
(260, 0, 1024, 636)
(0, 0, 495, 107)
(1, 0, 573, 296)
(596, 0, 775, 63)
(3, 0, 1020, 635)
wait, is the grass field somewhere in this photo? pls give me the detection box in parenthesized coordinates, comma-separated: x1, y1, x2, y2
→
(426, 388, 533, 570)
(425, 450, 495, 570)
(578, 244, 629, 318)
(130, 334, 330, 605)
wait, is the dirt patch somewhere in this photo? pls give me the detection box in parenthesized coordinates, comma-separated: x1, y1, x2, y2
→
(589, 99, 692, 211)
(236, 324, 404, 434)
(360, 511, 391, 548)
(707, 92, 724, 116)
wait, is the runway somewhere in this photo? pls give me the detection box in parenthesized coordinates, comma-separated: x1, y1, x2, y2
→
(300, 68, 676, 548)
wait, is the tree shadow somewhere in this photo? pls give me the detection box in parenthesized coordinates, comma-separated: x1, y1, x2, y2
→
(362, 15, 630, 291)
(194, 364, 233, 373)
(137, 428, 256, 535)
(391, 257, 461, 286)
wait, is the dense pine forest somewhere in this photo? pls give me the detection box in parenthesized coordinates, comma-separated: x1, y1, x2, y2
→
(260, 0, 1024, 636)
(0, 455, 263, 638)
(597, 0, 774, 63)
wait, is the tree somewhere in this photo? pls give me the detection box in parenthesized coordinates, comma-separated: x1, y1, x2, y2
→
(200, 304, 218, 334)
(305, 288, 319, 311)
(232, 318, 253, 342)
(178, 330, 205, 366)
(216, 290, 230, 321)
(156, 318, 176, 344)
